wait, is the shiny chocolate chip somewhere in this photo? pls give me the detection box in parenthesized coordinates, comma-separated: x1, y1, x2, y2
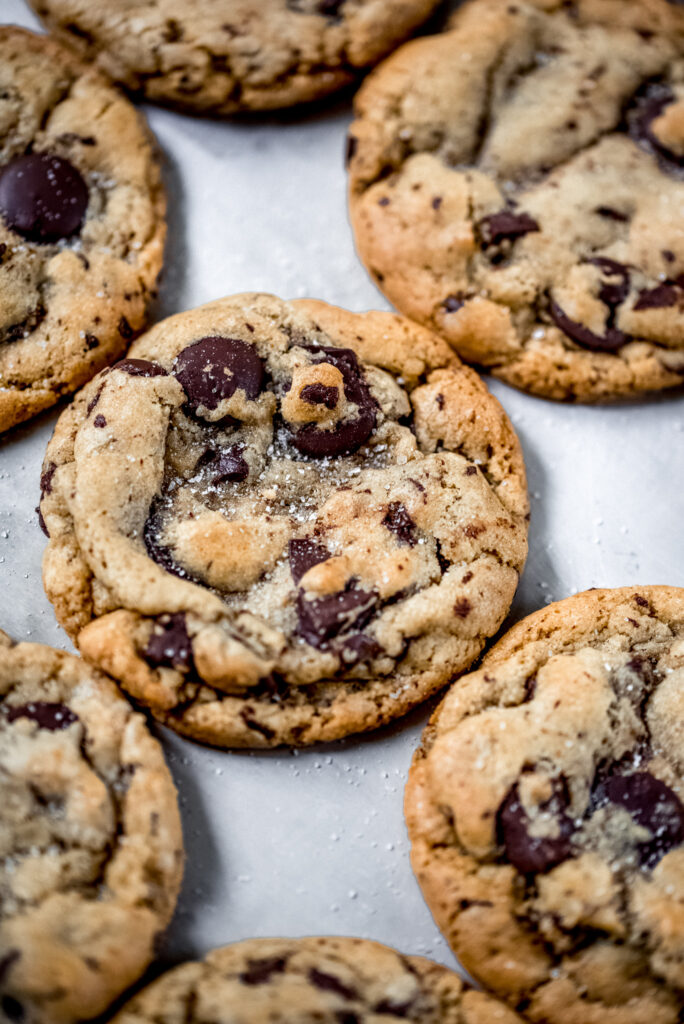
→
(114, 358, 168, 377)
(478, 210, 540, 248)
(634, 280, 684, 311)
(498, 780, 575, 874)
(300, 382, 338, 408)
(240, 956, 287, 985)
(308, 968, 357, 1000)
(296, 583, 378, 649)
(174, 337, 264, 414)
(145, 613, 193, 670)
(0, 153, 88, 242)
(197, 445, 249, 483)
(382, 502, 417, 546)
(336, 633, 382, 668)
(629, 83, 684, 169)
(549, 300, 630, 352)
(602, 772, 684, 868)
(5, 702, 78, 731)
(289, 538, 329, 584)
(586, 257, 631, 309)
(290, 346, 376, 458)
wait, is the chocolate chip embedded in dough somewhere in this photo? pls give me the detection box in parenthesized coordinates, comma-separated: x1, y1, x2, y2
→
(497, 780, 575, 874)
(601, 772, 684, 868)
(115, 358, 169, 377)
(197, 445, 249, 483)
(0, 152, 88, 242)
(5, 702, 78, 731)
(478, 210, 540, 248)
(549, 300, 630, 352)
(145, 614, 194, 670)
(174, 337, 265, 414)
(296, 584, 378, 648)
(289, 538, 330, 584)
(239, 956, 288, 985)
(290, 346, 376, 458)
(300, 382, 339, 409)
(382, 502, 417, 546)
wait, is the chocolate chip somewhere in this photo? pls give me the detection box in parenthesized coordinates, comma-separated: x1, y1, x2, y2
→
(629, 83, 684, 170)
(634, 281, 683, 310)
(595, 206, 630, 222)
(118, 316, 134, 340)
(382, 502, 417, 546)
(602, 772, 684, 867)
(239, 712, 276, 741)
(443, 294, 465, 313)
(115, 358, 168, 377)
(37, 507, 49, 537)
(465, 465, 478, 476)
(318, 0, 345, 15)
(378, 196, 390, 207)
(290, 346, 376, 458)
(197, 445, 249, 483)
(336, 633, 382, 667)
(345, 134, 358, 165)
(478, 210, 540, 248)
(289, 538, 330, 584)
(453, 597, 471, 618)
(0, 153, 88, 243)
(296, 583, 378, 649)
(308, 968, 357, 1001)
(40, 462, 56, 497)
(498, 780, 575, 874)
(634, 593, 650, 608)
(145, 614, 193, 670)
(0, 951, 20, 984)
(435, 541, 451, 573)
(374, 997, 416, 1015)
(93, 414, 106, 428)
(0, 995, 24, 1022)
(174, 337, 264, 415)
(5, 702, 78, 731)
(300, 383, 339, 409)
(85, 333, 99, 350)
(586, 257, 631, 308)
(240, 956, 287, 985)
(549, 300, 630, 352)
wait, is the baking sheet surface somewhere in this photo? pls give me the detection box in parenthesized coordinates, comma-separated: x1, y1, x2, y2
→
(3, 0, 684, 977)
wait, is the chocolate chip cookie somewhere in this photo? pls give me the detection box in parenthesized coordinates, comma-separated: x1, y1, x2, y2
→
(0, 27, 165, 433)
(40, 293, 528, 748)
(406, 586, 684, 1023)
(0, 631, 184, 1024)
(109, 935, 525, 1022)
(28, 0, 441, 115)
(348, 0, 684, 401)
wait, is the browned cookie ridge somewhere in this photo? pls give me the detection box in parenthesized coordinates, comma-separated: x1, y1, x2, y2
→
(406, 586, 684, 1023)
(0, 631, 184, 1024)
(28, 0, 441, 115)
(109, 935, 526, 1022)
(0, 27, 166, 433)
(349, 0, 684, 401)
(40, 293, 528, 748)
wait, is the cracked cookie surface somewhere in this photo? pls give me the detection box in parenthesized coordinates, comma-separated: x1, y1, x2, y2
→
(406, 586, 684, 1023)
(110, 935, 525, 1023)
(0, 27, 166, 433)
(28, 0, 440, 115)
(348, 0, 684, 401)
(40, 293, 528, 748)
(0, 630, 184, 1024)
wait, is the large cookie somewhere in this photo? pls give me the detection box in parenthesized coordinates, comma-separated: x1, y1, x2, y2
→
(110, 935, 525, 1023)
(348, 0, 684, 401)
(28, 0, 440, 115)
(0, 631, 184, 1024)
(406, 586, 684, 1023)
(0, 27, 165, 433)
(40, 293, 528, 748)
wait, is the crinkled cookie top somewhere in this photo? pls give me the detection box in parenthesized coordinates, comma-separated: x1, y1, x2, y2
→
(28, 0, 441, 114)
(349, 0, 684, 400)
(407, 586, 684, 1024)
(0, 631, 183, 1024)
(41, 293, 528, 747)
(110, 935, 525, 1023)
(0, 27, 165, 433)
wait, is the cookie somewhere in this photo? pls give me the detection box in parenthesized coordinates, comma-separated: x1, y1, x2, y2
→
(405, 586, 684, 1023)
(0, 27, 165, 433)
(27, 0, 441, 115)
(39, 292, 528, 748)
(0, 631, 184, 1024)
(348, 0, 684, 402)
(109, 935, 525, 1023)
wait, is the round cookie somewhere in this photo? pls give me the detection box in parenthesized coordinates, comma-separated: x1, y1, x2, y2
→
(348, 0, 684, 402)
(0, 631, 184, 1024)
(0, 27, 165, 433)
(39, 292, 528, 748)
(27, 0, 441, 115)
(406, 586, 684, 1023)
(109, 935, 525, 1023)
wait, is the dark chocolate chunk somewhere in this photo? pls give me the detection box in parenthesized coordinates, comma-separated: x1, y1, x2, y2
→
(634, 281, 683, 311)
(318, 0, 345, 15)
(0, 995, 24, 1022)
(498, 779, 575, 874)
(0, 153, 88, 243)
(300, 383, 339, 409)
(602, 772, 684, 868)
(197, 445, 249, 483)
(629, 83, 684, 170)
(586, 257, 631, 309)
(443, 294, 465, 313)
(336, 633, 382, 668)
(308, 968, 357, 1001)
(296, 583, 378, 649)
(118, 316, 134, 340)
(345, 134, 358, 166)
(549, 300, 630, 352)
(453, 597, 471, 618)
(115, 358, 168, 377)
(290, 346, 376, 458)
(0, 951, 20, 985)
(478, 210, 540, 248)
(93, 414, 106, 428)
(382, 502, 417, 546)
(40, 462, 56, 497)
(436, 541, 451, 573)
(374, 996, 416, 1015)
(289, 538, 330, 584)
(239, 712, 276, 741)
(5, 702, 78, 731)
(595, 206, 630, 222)
(85, 333, 99, 350)
(239, 956, 287, 985)
(174, 337, 264, 415)
(145, 614, 193, 670)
